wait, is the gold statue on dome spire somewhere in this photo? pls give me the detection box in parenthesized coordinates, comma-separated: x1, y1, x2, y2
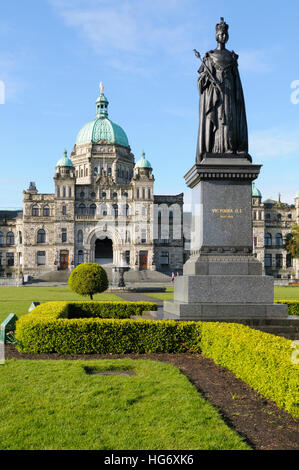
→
(100, 82, 104, 94)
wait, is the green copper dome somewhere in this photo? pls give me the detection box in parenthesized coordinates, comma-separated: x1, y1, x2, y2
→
(76, 84, 129, 148)
(135, 151, 152, 169)
(56, 150, 74, 167)
(252, 182, 262, 197)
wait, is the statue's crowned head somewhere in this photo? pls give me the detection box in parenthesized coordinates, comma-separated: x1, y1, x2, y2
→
(216, 17, 229, 44)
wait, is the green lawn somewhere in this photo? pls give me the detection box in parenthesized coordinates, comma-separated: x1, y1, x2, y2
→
(0, 359, 250, 450)
(0, 286, 123, 323)
(274, 286, 299, 300)
(144, 286, 299, 302)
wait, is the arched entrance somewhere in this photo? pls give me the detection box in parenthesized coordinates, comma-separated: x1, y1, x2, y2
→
(95, 237, 113, 265)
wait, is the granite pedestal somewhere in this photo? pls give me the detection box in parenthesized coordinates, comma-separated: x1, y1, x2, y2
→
(163, 156, 288, 320)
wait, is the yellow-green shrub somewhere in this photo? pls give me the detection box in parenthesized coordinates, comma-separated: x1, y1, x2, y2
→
(15, 301, 299, 418)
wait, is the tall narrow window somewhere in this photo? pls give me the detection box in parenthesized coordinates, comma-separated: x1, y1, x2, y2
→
(62, 206, 67, 215)
(113, 204, 118, 217)
(6, 253, 14, 266)
(90, 204, 97, 216)
(62, 229, 67, 243)
(78, 203, 86, 215)
(77, 230, 83, 244)
(32, 205, 39, 216)
(6, 232, 14, 245)
(43, 205, 50, 217)
(63, 187, 66, 198)
(37, 251, 46, 265)
(78, 250, 84, 264)
(37, 229, 46, 243)
(69, 187, 72, 198)
(275, 233, 282, 247)
(0, 232, 3, 245)
(264, 233, 272, 247)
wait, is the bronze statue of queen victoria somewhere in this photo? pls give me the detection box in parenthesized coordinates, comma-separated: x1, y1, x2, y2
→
(194, 18, 250, 162)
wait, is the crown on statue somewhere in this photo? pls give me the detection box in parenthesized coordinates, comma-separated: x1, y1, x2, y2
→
(216, 17, 229, 33)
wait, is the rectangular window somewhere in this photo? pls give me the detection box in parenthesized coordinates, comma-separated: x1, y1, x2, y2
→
(37, 251, 46, 265)
(62, 229, 67, 243)
(62, 206, 67, 215)
(160, 251, 169, 265)
(0, 252, 2, 266)
(6, 253, 14, 266)
(125, 250, 130, 264)
(264, 253, 272, 267)
(276, 254, 283, 268)
(141, 229, 147, 243)
(148, 188, 151, 199)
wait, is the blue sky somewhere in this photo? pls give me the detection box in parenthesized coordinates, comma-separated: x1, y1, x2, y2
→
(0, 0, 298, 209)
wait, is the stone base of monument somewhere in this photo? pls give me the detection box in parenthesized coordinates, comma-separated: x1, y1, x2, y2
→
(161, 154, 289, 321)
(163, 256, 288, 320)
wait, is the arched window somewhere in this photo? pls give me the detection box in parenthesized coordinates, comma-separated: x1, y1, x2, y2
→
(78, 250, 84, 264)
(91, 192, 96, 199)
(37, 229, 46, 243)
(112, 204, 118, 217)
(32, 205, 39, 216)
(6, 232, 14, 245)
(169, 211, 174, 239)
(101, 192, 106, 199)
(62, 205, 67, 215)
(90, 204, 97, 216)
(93, 167, 98, 176)
(101, 204, 107, 216)
(18, 231, 22, 244)
(77, 230, 83, 244)
(78, 203, 86, 215)
(80, 191, 85, 199)
(275, 233, 282, 247)
(43, 205, 50, 217)
(0, 232, 3, 245)
(69, 187, 72, 198)
(63, 186, 66, 198)
(264, 233, 272, 247)
(125, 230, 131, 243)
(124, 204, 130, 216)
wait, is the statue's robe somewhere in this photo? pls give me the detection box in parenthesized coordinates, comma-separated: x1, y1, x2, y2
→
(196, 49, 248, 161)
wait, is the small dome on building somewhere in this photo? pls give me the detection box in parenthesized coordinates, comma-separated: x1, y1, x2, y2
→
(135, 151, 152, 169)
(75, 83, 129, 148)
(252, 181, 262, 197)
(56, 150, 74, 167)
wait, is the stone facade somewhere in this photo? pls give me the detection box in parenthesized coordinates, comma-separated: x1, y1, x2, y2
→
(252, 190, 299, 279)
(0, 89, 186, 280)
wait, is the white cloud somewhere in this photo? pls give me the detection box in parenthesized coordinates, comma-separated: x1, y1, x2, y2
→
(49, 0, 193, 73)
(249, 128, 299, 159)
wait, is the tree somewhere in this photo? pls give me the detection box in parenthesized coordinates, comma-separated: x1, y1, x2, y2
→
(286, 224, 299, 258)
(68, 263, 109, 300)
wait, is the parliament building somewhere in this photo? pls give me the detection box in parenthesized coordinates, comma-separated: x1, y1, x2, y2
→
(0, 86, 298, 282)
(0, 86, 185, 281)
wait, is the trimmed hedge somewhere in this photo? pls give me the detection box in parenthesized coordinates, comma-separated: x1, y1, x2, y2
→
(199, 322, 299, 419)
(275, 300, 299, 316)
(15, 301, 299, 418)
